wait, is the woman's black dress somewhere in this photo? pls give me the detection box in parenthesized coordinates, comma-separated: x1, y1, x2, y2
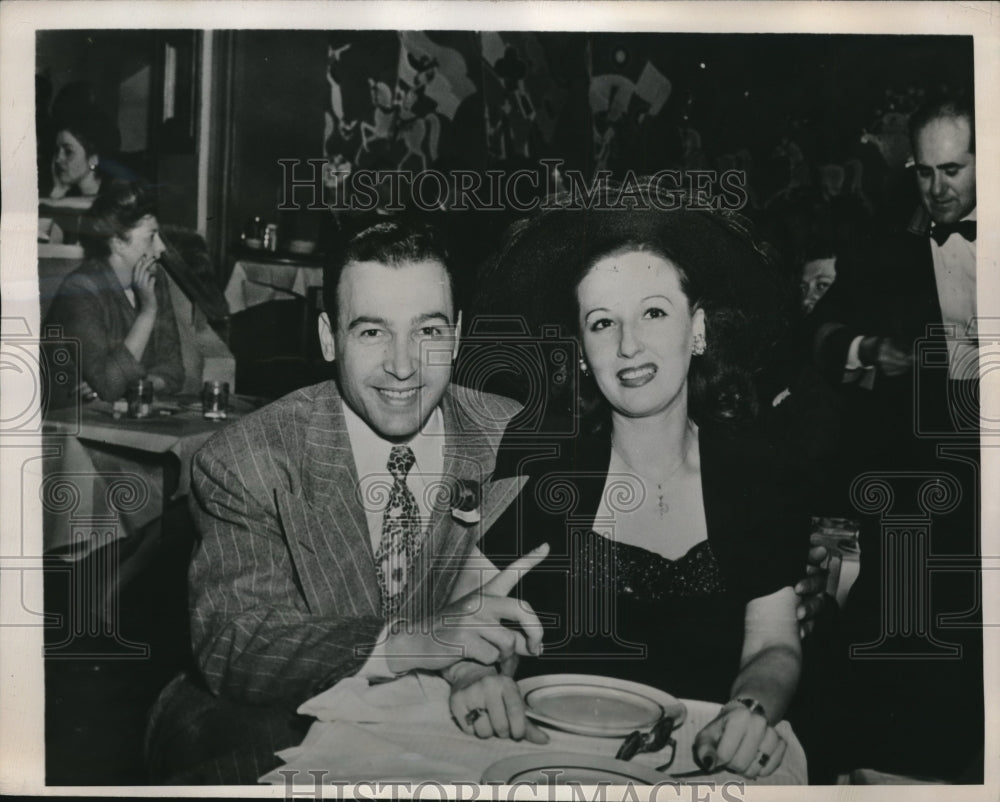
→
(484, 420, 809, 704)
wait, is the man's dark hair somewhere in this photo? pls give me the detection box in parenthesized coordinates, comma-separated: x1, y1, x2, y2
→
(322, 217, 458, 325)
(79, 180, 158, 259)
(908, 93, 975, 154)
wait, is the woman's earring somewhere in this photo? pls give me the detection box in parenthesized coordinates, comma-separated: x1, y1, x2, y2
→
(692, 333, 706, 356)
(89, 162, 97, 171)
(579, 357, 590, 376)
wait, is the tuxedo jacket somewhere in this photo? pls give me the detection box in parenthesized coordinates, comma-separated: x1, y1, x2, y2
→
(188, 380, 524, 706)
(812, 207, 946, 382)
(807, 207, 978, 454)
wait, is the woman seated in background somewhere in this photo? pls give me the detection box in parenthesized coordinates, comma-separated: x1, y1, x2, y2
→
(45, 180, 184, 403)
(40, 104, 119, 243)
(449, 195, 808, 779)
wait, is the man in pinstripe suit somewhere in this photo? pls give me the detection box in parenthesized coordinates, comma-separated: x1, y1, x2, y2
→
(146, 219, 544, 783)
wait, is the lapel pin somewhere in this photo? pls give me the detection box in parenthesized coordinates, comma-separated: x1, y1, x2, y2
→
(451, 479, 481, 524)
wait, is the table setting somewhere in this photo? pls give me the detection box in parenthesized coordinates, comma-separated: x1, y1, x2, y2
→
(224, 257, 324, 315)
(40, 389, 267, 558)
(260, 672, 807, 786)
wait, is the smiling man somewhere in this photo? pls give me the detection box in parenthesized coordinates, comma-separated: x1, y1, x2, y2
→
(318, 253, 458, 442)
(146, 218, 543, 783)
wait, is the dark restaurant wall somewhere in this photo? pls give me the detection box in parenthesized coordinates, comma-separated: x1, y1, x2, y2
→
(225, 31, 330, 260)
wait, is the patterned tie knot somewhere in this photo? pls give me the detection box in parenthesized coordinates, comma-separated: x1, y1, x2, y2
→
(387, 445, 416, 481)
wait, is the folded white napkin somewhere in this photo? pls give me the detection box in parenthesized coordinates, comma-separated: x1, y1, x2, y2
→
(297, 672, 453, 726)
(261, 721, 471, 784)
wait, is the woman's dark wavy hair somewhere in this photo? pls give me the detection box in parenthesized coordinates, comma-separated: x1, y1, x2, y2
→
(79, 180, 158, 259)
(53, 104, 121, 167)
(474, 179, 788, 432)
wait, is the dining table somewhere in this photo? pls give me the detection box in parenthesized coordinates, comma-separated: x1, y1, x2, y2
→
(36, 394, 263, 650)
(40, 394, 263, 556)
(261, 673, 807, 788)
(224, 255, 324, 315)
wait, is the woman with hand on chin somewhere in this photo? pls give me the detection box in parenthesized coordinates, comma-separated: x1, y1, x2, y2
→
(46, 180, 184, 403)
(451, 193, 808, 780)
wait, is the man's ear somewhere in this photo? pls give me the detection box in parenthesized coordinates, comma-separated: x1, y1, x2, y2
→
(452, 310, 463, 361)
(318, 312, 337, 362)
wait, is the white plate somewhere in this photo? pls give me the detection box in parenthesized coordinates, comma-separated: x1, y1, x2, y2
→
(518, 674, 686, 737)
(482, 752, 666, 785)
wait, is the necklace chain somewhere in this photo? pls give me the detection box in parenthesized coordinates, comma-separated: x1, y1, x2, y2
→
(611, 444, 685, 489)
(610, 429, 695, 518)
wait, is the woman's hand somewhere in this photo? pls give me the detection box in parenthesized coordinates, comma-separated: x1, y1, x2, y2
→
(447, 658, 549, 744)
(795, 543, 831, 638)
(49, 159, 69, 199)
(692, 700, 787, 780)
(132, 255, 160, 314)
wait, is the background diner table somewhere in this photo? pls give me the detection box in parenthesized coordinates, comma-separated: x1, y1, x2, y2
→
(262, 674, 807, 786)
(37, 394, 262, 648)
(41, 394, 261, 558)
(224, 255, 324, 315)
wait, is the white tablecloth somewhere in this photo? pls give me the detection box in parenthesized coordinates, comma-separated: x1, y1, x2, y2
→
(261, 674, 807, 786)
(224, 259, 323, 314)
(40, 400, 238, 557)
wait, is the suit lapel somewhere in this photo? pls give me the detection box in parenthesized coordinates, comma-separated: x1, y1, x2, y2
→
(280, 384, 525, 623)
(275, 487, 380, 618)
(399, 388, 519, 619)
(278, 383, 380, 618)
(900, 210, 945, 333)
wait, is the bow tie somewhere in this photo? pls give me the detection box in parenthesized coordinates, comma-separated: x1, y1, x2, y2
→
(930, 220, 976, 246)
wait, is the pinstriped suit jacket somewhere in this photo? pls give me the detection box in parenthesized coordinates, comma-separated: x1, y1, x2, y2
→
(188, 380, 525, 706)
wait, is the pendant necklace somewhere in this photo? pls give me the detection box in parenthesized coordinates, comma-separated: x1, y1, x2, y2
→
(611, 437, 690, 518)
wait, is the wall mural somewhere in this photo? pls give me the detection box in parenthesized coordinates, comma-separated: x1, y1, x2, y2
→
(321, 31, 675, 197)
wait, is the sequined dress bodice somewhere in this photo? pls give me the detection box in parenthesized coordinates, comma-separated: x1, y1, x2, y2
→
(587, 535, 727, 602)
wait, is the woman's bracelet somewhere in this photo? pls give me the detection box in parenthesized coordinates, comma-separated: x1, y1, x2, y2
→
(730, 696, 767, 719)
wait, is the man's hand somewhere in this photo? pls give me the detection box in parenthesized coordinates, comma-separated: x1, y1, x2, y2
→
(794, 544, 830, 639)
(385, 543, 549, 674)
(875, 337, 913, 377)
(447, 657, 549, 744)
(859, 335, 912, 377)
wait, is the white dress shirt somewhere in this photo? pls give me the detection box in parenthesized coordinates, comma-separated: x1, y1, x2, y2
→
(342, 400, 498, 679)
(343, 401, 442, 678)
(342, 400, 445, 550)
(930, 209, 977, 380)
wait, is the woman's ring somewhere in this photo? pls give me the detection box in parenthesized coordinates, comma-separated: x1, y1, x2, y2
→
(757, 753, 770, 767)
(465, 708, 487, 726)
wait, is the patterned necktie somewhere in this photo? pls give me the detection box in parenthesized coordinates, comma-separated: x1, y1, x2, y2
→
(930, 219, 976, 246)
(375, 445, 423, 619)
